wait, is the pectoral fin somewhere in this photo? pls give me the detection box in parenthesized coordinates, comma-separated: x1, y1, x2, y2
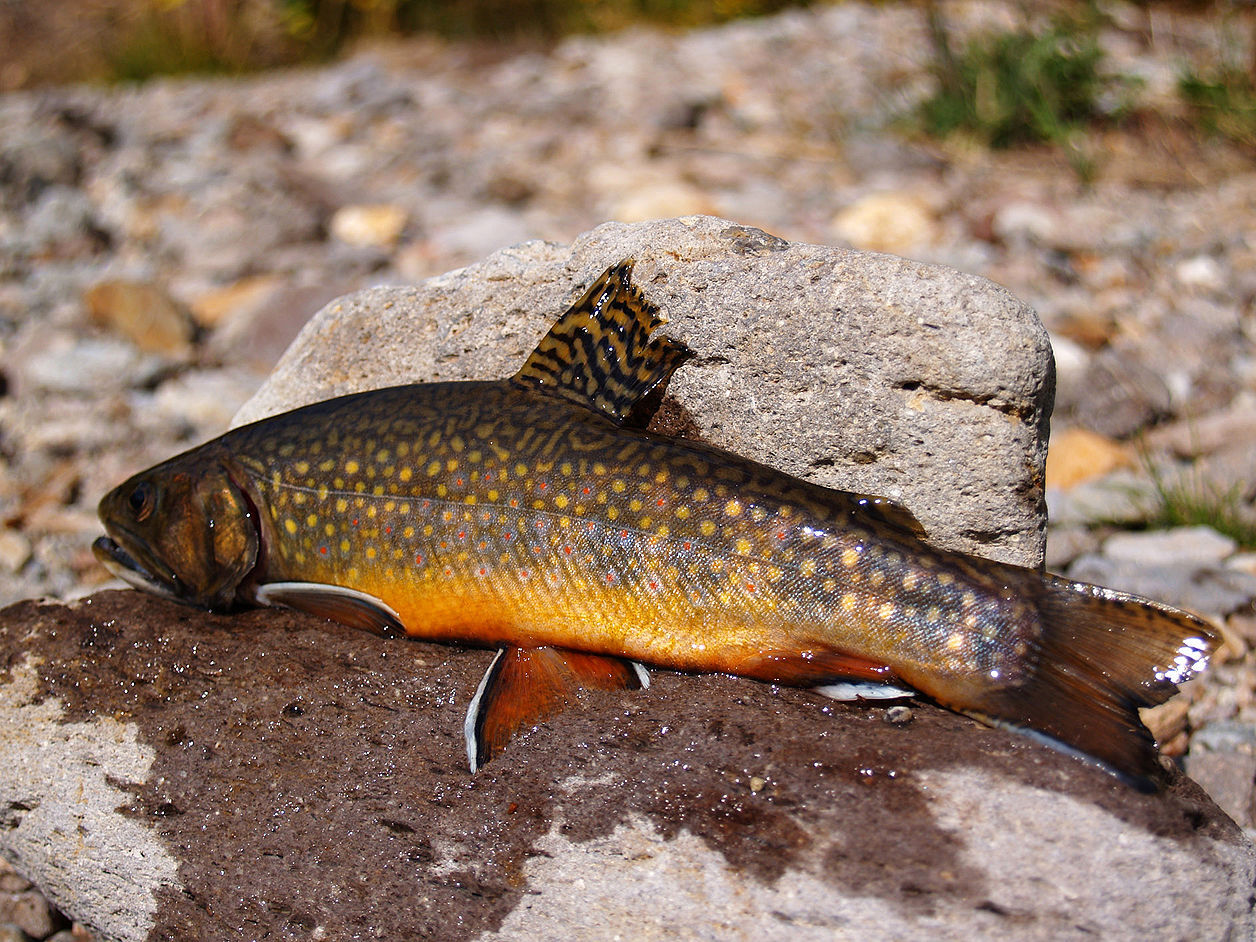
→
(465, 645, 649, 772)
(253, 581, 405, 637)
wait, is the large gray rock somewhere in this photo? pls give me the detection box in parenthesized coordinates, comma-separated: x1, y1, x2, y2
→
(234, 216, 1054, 568)
(1, 592, 1252, 942)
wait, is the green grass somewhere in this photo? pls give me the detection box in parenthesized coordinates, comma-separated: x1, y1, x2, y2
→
(102, 0, 814, 82)
(914, 4, 1138, 179)
(1179, 65, 1256, 149)
(1143, 459, 1256, 551)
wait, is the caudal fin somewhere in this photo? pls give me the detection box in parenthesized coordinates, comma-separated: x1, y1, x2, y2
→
(965, 576, 1216, 791)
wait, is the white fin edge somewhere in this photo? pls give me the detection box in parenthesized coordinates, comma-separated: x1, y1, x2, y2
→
(631, 661, 651, 689)
(464, 648, 506, 774)
(813, 681, 915, 702)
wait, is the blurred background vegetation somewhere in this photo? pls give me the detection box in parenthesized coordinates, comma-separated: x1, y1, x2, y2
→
(0, 0, 1254, 157)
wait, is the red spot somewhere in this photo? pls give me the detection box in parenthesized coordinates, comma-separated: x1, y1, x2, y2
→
(456, 477, 464, 487)
(649, 580, 658, 589)
(440, 540, 448, 549)
(385, 526, 392, 534)
(538, 481, 547, 490)
(504, 532, 513, 541)
(352, 518, 359, 527)
(521, 569, 530, 578)
(457, 530, 466, 540)
(582, 486, 591, 495)
(777, 532, 785, 540)
(484, 473, 492, 482)
(746, 583, 756, 592)
(531, 545, 541, 554)
(422, 500, 431, 509)
(479, 567, 487, 576)
(656, 498, 665, 507)
(620, 529, 629, 539)
(509, 499, 519, 508)
(606, 574, 614, 583)
(320, 547, 328, 555)
(415, 554, 423, 564)
(563, 545, 573, 555)
(683, 541, 692, 550)
(478, 541, 487, 550)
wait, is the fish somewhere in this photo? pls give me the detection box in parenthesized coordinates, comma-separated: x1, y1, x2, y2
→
(94, 259, 1217, 789)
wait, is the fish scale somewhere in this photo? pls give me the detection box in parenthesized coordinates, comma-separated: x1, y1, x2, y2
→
(95, 259, 1217, 786)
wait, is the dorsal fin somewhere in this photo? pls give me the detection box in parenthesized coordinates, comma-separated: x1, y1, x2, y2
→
(512, 259, 692, 426)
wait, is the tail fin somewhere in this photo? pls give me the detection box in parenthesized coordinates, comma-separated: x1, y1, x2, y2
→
(965, 576, 1216, 791)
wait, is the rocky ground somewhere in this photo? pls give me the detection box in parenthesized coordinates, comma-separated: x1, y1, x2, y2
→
(1, 1, 1255, 937)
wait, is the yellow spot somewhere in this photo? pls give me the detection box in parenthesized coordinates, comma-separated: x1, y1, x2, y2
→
(335, 498, 348, 513)
(555, 494, 569, 509)
(400, 468, 413, 482)
(879, 602, 896, 620)
(841, 548, 859, 568)
(700, 521, 717, 537)
(306, 514, 318, 527)
(926, 605, 941, 622)
(961, 591, 977, 608)
(345, 460, 360, 474)
(629, 499, 643, 512)
(295, 460, 310, 474)
(823, 578, 836, 592)
(437, 485, 448, 498)
(612, 480, 627, 494)
(902, 570, 919, 591)
(446, 459, 458, 472)
(736, 538, 751, 555)
(366, 547, 377, 560)
(869, 570, 885, 587)
(324, 523, 335, 537)
(488, 490, 500, 502)
(639, 516, 652, 529)
(427, 461, 442, 477)
(423, 525, 433, 536)
(403, 526, 414, 538)
(284, 519, 298, 535)
(964, 614, 979, 629)
(946, 633, 965, 651)
(515, 462, 529, 477)
(367, 505, 377, 518)
(561, 462, 573, 476)
(607, 506, 620, 521)
(841, 594, 857, 612)
(465, 495, 478, 505)
(694, 487, 709, 502)
(800, 559, 817, 577)
(937, 572, 955, 586)
(656, 525, 670, 539)
(319, 459, 335, 472)
(340, 539, 351, 553)
(724, 499, 743, 518)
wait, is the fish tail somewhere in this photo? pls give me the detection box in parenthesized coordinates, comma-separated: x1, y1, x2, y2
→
(961, 576, 1216, 791)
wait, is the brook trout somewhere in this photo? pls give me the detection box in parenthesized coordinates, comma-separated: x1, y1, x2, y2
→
(95, 260, 1215, 788)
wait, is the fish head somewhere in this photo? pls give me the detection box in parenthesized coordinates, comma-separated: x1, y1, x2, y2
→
(93, 453, 258, 610)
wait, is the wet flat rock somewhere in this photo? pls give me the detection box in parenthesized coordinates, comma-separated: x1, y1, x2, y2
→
(0, 592, 1252, 942)
(235, 216, 1053, 569)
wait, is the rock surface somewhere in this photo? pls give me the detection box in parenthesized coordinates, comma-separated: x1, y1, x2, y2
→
(1, 591, 1252, 942)
(235, 216, 1053, 568)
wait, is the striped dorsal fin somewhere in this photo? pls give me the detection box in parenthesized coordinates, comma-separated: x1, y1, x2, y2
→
(511, 259, 691, 426)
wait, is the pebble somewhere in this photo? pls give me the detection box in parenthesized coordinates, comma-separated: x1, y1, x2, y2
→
(1102, 526, 1238, 568)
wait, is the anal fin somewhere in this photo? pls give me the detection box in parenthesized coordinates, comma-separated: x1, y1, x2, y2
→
(253, 581, 405, 637)
(466, 645, 648, 772)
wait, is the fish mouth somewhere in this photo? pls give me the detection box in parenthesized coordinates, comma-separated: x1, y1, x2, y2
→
(92, 535, 182, 602)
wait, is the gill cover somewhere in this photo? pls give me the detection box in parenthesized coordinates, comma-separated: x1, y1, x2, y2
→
(95, 457, 258, 609)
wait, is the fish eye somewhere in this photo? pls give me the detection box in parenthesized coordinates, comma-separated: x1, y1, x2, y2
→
(128, 481, 155, 521)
